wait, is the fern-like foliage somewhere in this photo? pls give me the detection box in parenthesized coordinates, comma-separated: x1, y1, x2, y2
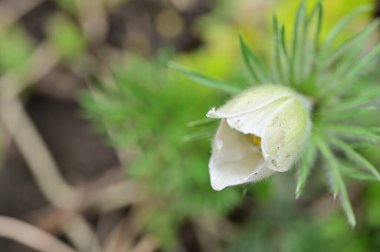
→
(80, 54, 244, 246)
(173, 1, 380, 226)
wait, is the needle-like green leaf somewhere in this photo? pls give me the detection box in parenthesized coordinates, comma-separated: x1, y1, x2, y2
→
(320, 5, 372, 55)
(326, 125, 380, 142)
(326, 42, 380, 97)
(169, 62, 241, 94)
(323, 20, 380, 72)
(239, 35, 269, 84)
(325, 86, 380, 113)
(315, 5, 372, 83)
(341, 164, 380, 182)
(290, 0, 307, 86)
(321, 107, 376, 121)
(273, 15, 285, 83)
(296, 142, 317, 198)
(187, 118, 216, 127)
(315, 135, 356, 226)
(329, 137, 380, 180)
(303, 1, 323, 80)
(182, 130, 214, 143)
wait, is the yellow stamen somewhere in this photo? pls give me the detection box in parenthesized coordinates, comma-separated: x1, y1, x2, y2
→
(247, 134, 261, 146)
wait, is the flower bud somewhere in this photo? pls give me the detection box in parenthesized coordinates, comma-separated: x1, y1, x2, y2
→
(207, 85, 312, 191)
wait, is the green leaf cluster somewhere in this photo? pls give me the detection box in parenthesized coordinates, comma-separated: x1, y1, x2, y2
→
(80, 54, 244, 246)
(174, 1, 380, 226)
(226, 211, 372, 252)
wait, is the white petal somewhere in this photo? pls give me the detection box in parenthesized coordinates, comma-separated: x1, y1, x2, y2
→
(206, 85, 295, 119)
(209, 120, 274, 191)
(261, 99, 311, 172)
(226, 98, 289, 137)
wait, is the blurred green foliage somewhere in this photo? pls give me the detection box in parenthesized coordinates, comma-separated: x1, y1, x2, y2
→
(80, 54, 246, 246)
(0, 25, 33, 72)
(79, 0, 380, 250)
(226, 214, 369, 252)
(47, 15, 86, 59)
(278, 0, 373, 33)
(227, 184, 380, 252)
(177, 0, 380, 225)
(54, 0, 78, 13)
(0, 0, 379, 250)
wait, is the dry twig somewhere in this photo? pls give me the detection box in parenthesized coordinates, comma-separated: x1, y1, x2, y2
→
(103, 211, 139, 252)
(130, 235, 158, 252)
(0, 0, 44, 32)
(0, 216, 78, 252)
(0, 44, 101, 252)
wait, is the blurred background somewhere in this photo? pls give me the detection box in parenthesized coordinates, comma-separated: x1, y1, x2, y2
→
(1, 0, 380, 251)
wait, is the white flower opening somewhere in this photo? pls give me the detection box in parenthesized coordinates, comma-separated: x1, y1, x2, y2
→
(207, 85, 312, 191)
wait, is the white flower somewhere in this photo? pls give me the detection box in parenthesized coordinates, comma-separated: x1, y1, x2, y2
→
(207, 85, 312, 191)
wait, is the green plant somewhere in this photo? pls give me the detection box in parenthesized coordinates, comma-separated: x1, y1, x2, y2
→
(173, 1, 380, 226)
(80, 54, 245, 246)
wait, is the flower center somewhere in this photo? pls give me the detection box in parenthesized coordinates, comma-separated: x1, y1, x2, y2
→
(247, 134, 261, 147)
